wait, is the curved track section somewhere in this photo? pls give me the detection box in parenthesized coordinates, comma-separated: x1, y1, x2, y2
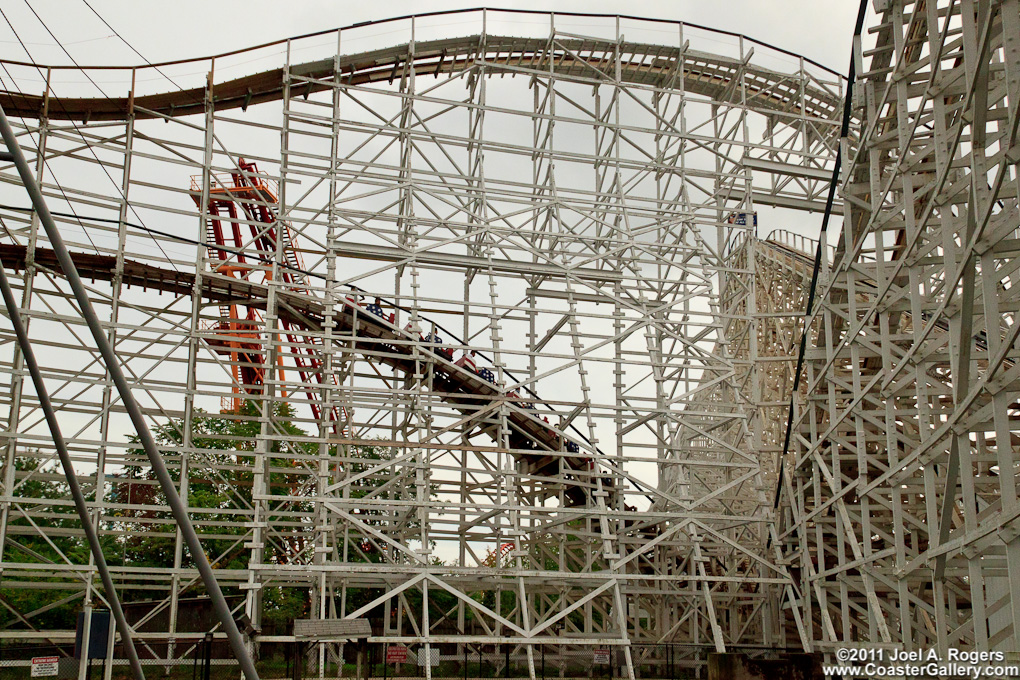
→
(0, 10, 846, 675)
(0, 35, 839, 124)
(0, 241, 608, 505)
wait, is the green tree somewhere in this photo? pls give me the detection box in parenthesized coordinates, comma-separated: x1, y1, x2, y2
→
(107, 401, 407, 629)
(0, 453, 95, 630)
(109, 400, 318, 573)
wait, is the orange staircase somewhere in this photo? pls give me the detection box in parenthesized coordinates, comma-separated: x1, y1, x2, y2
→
(192, 159, 349, 435)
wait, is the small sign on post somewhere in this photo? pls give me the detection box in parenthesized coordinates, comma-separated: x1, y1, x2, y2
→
(74, 610, 111, 660)
(293, 618, 371, 640)
(386, 646, 408, 664)
(31, 657, 59, 677)
(593, 649, 610, 665)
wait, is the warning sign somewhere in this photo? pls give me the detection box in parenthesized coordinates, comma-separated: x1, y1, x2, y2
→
(31, 657, 59, 677)
(593, 649, 611, 665)
(386, 646, 408, 664)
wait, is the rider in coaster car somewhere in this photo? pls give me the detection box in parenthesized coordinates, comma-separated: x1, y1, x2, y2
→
(366, 297, 385, 318)
(404, 320, 423, 340)
(425, 329, 454, 360)
(455, 350, 478, 372)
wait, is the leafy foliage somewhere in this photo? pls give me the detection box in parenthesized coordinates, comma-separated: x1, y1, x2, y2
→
(0, 454, 92, 629)
(1, 402, 403, 633)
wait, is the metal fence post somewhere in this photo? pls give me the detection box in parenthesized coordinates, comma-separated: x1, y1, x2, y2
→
(294, 642, 304, 680)
(0, 201, 146, 680)
(0, 104, 260, 680)
(202, 633, 213, 680)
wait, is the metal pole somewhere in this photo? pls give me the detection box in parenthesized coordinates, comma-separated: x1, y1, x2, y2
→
(203, 634, 213, 680)
(0, 186, 145, 680)
(0, 104, 261, 680)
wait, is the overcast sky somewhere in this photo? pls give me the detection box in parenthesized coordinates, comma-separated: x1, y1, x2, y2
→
(0, 1, 860, 509)
(1, 1, 861, 78)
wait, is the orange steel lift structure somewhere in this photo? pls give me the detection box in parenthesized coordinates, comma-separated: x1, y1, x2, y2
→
(3, 4, 1012, 677)
(192, 159, 349, 434)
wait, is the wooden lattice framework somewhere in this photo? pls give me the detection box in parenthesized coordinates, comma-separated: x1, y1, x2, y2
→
(0, 8, 890, 677)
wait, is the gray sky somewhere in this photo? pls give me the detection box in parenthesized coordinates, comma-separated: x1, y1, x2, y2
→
(0, 1, 858, 515)
(2, 1, 860, 77)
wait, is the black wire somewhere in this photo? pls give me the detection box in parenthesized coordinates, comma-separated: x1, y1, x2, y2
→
(0, 202, 332, 281)
(78, 0, 203, 110)
(22, 0, 109, 97)
(80, 0, 180, 89)
(0, 197, 645, 495)
(7, 2, 180, 269)
(0, 7, 105, 258)
(773, 0, 869, 512)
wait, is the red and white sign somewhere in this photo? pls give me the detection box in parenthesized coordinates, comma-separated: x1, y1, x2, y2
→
(593, 649, 611, 665)
(31, 657, 59, 677)
(386, 646, 408, 664)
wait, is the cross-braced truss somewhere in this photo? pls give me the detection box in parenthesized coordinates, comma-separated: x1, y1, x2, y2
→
(779, 0, 1020, 658)
(0, 10, 855, 677)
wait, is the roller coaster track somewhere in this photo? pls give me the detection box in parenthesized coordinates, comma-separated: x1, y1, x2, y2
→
(0, 33, 840, 124)
(0, 11, 858, 653)
(0, 239, 607, 506)
(0, 19, 850, 518)
(0, 228, 838, 510)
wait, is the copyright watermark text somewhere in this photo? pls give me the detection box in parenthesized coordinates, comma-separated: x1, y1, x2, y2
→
(825, 647, 1018, 678)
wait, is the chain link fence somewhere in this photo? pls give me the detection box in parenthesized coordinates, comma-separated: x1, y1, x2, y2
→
(308, 642, 801, 679)
(0, 639, 242, 680)
(0, 640, 805, 680)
